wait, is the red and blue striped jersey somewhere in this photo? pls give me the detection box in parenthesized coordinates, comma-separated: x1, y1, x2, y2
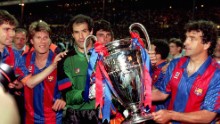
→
(1, 46, 15, 68)
(18, 50, 71, 124)
(151, 61, 169, 112)
(158, 56, 220, 124)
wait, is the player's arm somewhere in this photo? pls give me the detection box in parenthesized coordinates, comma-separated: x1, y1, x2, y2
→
(25, 51, 67, 88)
(152, 87, 169, 102)
(152, 109, 216, 123)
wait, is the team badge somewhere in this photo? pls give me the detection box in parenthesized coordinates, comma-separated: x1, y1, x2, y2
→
(174, 72, 180, 79)
(28, 66, 32, 72)
(47, 76, 54, 82)
(75, 68, 80, 74)
(194, 87, 203, 96)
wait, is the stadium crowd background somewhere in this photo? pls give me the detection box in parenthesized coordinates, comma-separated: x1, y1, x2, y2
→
(1, 0, 220, 45)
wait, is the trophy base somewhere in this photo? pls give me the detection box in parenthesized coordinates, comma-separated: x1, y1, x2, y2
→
(122, 113, 152, 124)
(122, 103, 153, 124)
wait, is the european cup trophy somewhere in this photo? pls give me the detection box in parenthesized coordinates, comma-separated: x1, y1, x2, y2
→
(84, 23, 152, 123)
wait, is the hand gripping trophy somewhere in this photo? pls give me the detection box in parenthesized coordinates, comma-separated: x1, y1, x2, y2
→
(83, 23, 152, 123)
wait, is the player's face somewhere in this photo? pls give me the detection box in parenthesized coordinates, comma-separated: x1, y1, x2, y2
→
(169, 43, 180, 56)
(96, 30, 113, 45)
(31, 31, 51, 54)
(72, 22, 92, 53)
(13, 32, 27, 50)
(214, 44, 220, 58)
(0, 23, 16, 49)
(184, 31, 210, 58)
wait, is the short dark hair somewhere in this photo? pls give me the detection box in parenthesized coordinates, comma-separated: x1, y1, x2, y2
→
(15, 28, 28, 37)
(68, 14, 93, 33)
(93, 19, 114, 37)
(169, 38, 183, 48)
(0, 9, 18, 27)
(169, 38, 183, 53)
(29, 20, 51, 39)
(152, 39, 169, 59)
(184, 20, 218, 55)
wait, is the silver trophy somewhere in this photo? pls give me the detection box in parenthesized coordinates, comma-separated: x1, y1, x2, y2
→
(84, 23, 152, 123)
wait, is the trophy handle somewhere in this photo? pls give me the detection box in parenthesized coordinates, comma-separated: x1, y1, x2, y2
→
(129, 23, 151, 50)
(84, 34, 97, 62)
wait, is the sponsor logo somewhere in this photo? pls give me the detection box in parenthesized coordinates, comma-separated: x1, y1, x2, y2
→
(174, 72, 180, 79)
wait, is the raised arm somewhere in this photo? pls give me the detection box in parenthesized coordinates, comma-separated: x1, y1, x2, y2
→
(24, 51, 67, 88)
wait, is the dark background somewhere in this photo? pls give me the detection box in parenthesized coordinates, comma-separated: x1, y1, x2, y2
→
(1, 0, 220, 42)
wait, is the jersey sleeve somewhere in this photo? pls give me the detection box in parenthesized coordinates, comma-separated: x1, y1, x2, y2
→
(14, 55, 31, 84)
(154, 71, 165, 88)
(57, 57, 72, 91)
(203, 70, 220, 113)
(156, 59, 180, 94)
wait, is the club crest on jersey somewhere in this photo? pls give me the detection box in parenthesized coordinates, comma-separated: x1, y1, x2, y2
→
(28, 66, 32, 72)
(194, 87, 203, 96)
(75, 68, 80, 74)
(47, 76, 54, 82)
(174, 72, 180, 79)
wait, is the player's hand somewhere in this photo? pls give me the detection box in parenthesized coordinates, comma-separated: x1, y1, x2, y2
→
(88, 83, 96, 99)
(8, 80, 23, 90)
(52, 99, 66, 111)
(52, 50, 68, 67)
(152, 110, 172, 124)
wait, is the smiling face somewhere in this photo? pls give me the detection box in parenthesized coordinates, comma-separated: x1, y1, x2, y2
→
(30, 31, 51, 54)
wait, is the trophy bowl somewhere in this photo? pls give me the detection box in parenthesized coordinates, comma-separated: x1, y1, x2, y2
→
(103, 39, 152, 123)
(84, 23, 152, 123)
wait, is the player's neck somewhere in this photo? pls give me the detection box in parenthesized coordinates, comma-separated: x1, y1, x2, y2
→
(77, 42, 92, 53)
(35, 52, 49, 69)
(187, 55, 207, 76)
